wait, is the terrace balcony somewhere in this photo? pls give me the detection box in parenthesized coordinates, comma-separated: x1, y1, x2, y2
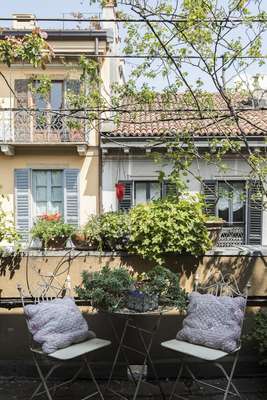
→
(0, 109, 90, 156)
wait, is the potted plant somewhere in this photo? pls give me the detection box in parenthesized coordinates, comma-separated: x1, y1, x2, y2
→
(31, 213, 74, 250)
(71, 215, 101, 250)
(205, 216, 225, 246)
(99, 211, 130, 251)
(76, 265, 134, 311)
(129, 194, 212, 265)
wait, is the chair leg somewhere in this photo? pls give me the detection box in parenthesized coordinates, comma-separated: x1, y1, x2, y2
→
(32, 353, 54, 400)
(169, 361, 184, 400)
(84, 356, 105, 400)
(215, 351, 241, 400)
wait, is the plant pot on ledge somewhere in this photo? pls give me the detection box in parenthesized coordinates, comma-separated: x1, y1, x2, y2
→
(71, 233, 98, 251)
(205, 219, 225, 247)
(42, 236, 69, 250)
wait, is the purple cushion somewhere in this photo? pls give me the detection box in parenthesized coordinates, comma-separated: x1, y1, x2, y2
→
(24, 296, 95, 354)
(176, 292, 246, 353)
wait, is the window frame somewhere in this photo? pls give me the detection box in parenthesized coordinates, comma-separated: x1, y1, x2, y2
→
(133, 180, 162, 206)
(32, 169, 64, 219)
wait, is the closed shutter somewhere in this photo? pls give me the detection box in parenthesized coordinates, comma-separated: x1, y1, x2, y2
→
(162, 180, 177, 197)
(118, 181, 133, 212)
(15, 169, 30, 242)
(64, 169, 80, 226)
(247, 180, 263, 245)
(202, 180, 218, 216)
(14, 79, 30, 142)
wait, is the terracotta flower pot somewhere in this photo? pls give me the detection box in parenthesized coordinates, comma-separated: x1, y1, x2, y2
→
(71, 233, 97, 251)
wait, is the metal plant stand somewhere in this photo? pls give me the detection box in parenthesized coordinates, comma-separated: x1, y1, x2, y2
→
(106, 309, 166, 400)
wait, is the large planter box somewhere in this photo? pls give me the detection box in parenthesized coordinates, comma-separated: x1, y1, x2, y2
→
(127, 291, 158, 312)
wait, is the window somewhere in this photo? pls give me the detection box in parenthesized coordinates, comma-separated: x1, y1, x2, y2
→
(33, 81, 64, 131)
(32, 170, 64, 217)
(134, 181, 161, 205)
(217, 181, 246, 226)
(117, 180, 176, 211)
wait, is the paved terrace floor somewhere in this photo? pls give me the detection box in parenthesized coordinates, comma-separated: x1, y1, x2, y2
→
(1, 377, 267, 399)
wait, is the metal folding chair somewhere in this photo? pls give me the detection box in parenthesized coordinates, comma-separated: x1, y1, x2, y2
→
(17, 273, 111, 400)
(161, 273, 250, 400)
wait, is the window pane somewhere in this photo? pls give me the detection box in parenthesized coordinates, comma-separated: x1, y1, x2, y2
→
(50, 202, 63, 215)
(36, 202, 47, 216)
(218, 183, 230, 222)
(150, 182, 161, 200)
(35, 171, 47, 186)
(36, 187, 47, 202)
(51, 82, 63, 109)
(233, 183, 245, 223)
(51, 187, 63, 202)
(51, 170, 63, 186)
(135, 182, 147, 204)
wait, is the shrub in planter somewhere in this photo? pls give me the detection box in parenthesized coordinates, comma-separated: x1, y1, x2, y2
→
(99, 211, 130, 251)
(0, 195, 21, 252)
(76, 265, 134, 311)
(31, 213, 74, 250)
(246, 310, 267, 364)
(129, 195, 212, 264)
(72, 215, 101, 250)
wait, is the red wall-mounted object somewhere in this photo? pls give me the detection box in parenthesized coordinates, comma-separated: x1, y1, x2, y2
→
(115, 182, 125, 201)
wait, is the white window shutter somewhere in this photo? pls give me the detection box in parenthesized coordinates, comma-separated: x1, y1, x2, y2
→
(15, 169, 30, 242)
(64, 169, 80, 226)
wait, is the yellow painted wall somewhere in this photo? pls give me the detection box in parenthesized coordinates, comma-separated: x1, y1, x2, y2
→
(0, 148, 100, 226)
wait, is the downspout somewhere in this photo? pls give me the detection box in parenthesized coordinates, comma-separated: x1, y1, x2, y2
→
(95, 36, 102, 214)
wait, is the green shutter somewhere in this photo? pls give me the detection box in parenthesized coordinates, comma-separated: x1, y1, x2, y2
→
(247, 181, 263, 245)
(118, 181, 133, 212)
(162, 180, 177, 197)
(64, 169, 80, 226)
(15, 169, 30, 242)
(202, 180, 218, 216)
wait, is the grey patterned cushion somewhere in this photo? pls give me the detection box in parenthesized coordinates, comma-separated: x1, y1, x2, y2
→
(24, 296, 95, 354)
(176, 292, 246, 353)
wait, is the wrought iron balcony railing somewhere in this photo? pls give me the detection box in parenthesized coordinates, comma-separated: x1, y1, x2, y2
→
(0, 109, 89, 144)
(217, 225, 245, 247)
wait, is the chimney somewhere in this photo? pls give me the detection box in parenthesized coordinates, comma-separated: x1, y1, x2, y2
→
(12, 14, 36, 30)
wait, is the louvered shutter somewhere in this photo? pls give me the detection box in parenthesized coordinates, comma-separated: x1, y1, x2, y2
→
(15, 169, 30, 242)
(202, 180, 218, 216)
(14, 79, 30, 142)
(64, 169, 80, 226)
(118, 181, 133, 212)
(247, 181, 263, 245)
(162, 180, 177, 197)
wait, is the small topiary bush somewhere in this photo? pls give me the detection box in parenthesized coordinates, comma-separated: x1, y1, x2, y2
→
(129, 195, 212, 264)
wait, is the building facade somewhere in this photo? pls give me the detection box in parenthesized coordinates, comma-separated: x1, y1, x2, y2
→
(0, 4, 122, 242)
(101, 97, 267, 247)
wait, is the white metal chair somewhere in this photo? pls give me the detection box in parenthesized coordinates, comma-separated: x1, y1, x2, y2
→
(161, 273, 251, 400)
(17, 273, 111, 400)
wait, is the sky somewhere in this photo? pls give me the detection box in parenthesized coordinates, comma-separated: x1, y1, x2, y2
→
(1, 1, 267, 92)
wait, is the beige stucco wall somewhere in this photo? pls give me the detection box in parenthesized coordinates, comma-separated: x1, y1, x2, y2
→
(0, 149, 100, 227)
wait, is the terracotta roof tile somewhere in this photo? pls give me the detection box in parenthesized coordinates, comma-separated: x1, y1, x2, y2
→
(105, 94, 267, 138)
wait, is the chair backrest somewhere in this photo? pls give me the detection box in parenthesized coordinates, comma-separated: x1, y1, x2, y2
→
(17, 273, 72, 350)
(193, 272, 250, 348)
(194, 272, 251, 299)
(17, 273, 72, 307)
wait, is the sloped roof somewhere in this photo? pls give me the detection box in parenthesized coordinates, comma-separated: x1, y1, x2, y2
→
(105, 94, 267, 138)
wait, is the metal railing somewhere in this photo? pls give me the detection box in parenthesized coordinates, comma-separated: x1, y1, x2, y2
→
(217, 226, 245, 247)
(0, 109, 89, 143)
